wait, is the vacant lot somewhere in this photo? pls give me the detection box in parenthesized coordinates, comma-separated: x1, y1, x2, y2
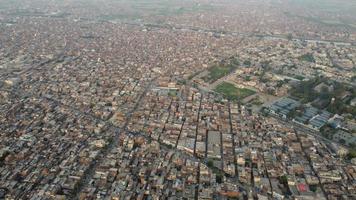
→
(214, 82, 256, 101)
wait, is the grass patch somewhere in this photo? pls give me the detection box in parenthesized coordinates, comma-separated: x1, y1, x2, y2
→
(168, 89, 178, 97)
(215, 82, 256, 101)
(203, 64, 237, 83)
(187, 70, 202, 80)
(293, 75, 305, 81)
(298, 53, 315, 63)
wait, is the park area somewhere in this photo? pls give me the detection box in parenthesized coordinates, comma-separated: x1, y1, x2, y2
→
(214, 82, 256, 101)
(201, 58, 239, 83)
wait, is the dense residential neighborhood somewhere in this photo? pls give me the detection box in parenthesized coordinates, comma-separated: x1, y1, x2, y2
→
(0, 0, 355, 199)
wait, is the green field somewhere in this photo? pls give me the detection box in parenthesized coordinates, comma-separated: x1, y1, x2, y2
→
(214, 82, 256, 101)
(202, 63, 238, 83)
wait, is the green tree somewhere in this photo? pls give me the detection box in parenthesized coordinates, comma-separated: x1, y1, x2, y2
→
(346, 150, 356, 160)
(287, 33, 293, 40)
(207, 160, 214, 168)
(309, 185, 317, 192)
(243, 60, 251, 66)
